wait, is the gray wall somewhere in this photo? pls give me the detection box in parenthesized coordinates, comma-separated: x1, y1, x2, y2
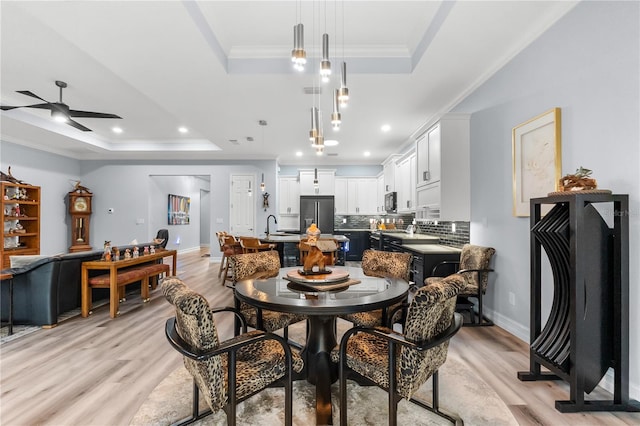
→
(0, 146, 278, 254)
(453, 1, 639, 396)
(0, 142, 81, 255)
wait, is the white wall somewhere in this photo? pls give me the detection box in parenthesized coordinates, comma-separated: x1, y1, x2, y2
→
(453, 1, 639, 397)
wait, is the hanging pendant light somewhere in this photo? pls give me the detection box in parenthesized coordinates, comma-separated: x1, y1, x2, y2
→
(312, 110, 324, 148)
(291, 23, 306, 71)
(309, 107, 319, 142)
(338, 61, 349, 108)
(331, 88, 341, 131)
(320, 33, 331, 83)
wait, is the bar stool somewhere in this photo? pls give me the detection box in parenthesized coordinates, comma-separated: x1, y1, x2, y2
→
(217, 233, 242, 283)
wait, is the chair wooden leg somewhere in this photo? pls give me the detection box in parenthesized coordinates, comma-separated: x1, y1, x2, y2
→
(218, 255, 227, 278)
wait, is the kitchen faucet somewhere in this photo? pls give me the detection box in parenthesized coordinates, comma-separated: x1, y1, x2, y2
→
(266, 214, 277, 236)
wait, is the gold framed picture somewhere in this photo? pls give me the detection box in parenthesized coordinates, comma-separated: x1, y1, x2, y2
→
(512, 107, 562, 217)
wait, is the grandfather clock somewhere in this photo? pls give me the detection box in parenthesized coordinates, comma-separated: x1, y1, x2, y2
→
(68, 191, 93, 252)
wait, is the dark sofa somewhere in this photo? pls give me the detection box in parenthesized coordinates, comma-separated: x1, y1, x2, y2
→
(1, 242, 156, 327)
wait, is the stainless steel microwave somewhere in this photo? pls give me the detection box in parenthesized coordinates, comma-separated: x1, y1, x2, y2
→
(384, 192, 397, 212)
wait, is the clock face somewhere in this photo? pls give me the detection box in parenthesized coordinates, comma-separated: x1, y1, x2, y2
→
(74, 197, 88, 212)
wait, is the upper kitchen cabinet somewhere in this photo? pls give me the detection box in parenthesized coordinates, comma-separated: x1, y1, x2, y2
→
(396, 152, 416, 213)
(278, 176, 300, 215)
(416, 124, 441, 187)
(335, 177, 378, 215)
(415, 113, 470, 221)
(382, 155, 400, 193)
(299, 169, 335, 195)
(376, 174, 385, 214)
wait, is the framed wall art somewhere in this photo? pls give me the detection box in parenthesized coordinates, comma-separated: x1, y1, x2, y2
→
(168, 194, 190, 225)
(512, 107, 562, 217)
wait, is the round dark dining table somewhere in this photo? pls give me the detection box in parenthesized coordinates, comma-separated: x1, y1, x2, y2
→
(234, 266, 409, 425)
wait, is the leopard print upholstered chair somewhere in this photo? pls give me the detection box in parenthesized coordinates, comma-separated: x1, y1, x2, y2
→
(333, 274, 465, 425)
(228, 251, 305, 339)
(339, 249, 413, 328)
(425, 244, 496, 326)
(162, 277, 303, 426)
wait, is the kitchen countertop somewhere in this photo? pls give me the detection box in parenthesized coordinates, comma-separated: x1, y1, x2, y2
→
(400, 244, 462, 255)
(261, 233, 350, 243)
(380, 232, 440, 244)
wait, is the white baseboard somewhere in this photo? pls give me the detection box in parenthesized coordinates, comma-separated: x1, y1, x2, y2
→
(482, 306, 529, 342)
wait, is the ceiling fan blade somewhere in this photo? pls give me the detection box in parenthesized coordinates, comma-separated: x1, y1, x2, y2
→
(1, 103, 53, 111)
(68, 109, 122, 119)
(66, 118, 92, 132)
(16, 90, 49, 102)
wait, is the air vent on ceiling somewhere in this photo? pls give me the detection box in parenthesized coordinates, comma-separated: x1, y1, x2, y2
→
(246, 137, 254, 142)
(326, 153, 338, 157)
(303, 87, 322, 95)
(229, 139, 240, 145)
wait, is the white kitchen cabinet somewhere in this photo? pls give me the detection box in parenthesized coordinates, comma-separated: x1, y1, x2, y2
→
(395, 152, 416, 213)
(348, 178, 378, 214)
(334, 177, 348, 214)
(334, 177, 378, 215)
(382, 155, 400, 193)
(299, 169, 335, 195)
(416, 125, 441, 187)
(278, 176, 300, 215)
(415, 113, 470, 221)
(377, 174, 385, 214)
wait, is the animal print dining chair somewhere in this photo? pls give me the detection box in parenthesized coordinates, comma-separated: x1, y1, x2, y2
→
(162, 277, 303, 426)
(339, 249, 412, 327)
(333, 274, 465, 425)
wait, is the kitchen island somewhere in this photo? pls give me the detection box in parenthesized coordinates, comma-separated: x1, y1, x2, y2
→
(260, 233, 350, 267)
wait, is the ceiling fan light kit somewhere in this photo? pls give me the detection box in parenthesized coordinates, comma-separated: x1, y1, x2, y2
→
(0, 80, 121, 132)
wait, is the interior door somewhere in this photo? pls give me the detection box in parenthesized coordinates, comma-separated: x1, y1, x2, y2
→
(230, 174, 255, 236)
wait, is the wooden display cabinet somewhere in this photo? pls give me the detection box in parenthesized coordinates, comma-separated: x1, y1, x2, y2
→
(1, 182, 41, 269)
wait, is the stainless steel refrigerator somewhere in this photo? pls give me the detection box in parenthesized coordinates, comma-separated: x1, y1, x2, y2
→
(299, 195, 335, 234)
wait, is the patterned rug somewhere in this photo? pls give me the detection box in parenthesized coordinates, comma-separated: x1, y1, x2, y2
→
(131, 322, 518, 426)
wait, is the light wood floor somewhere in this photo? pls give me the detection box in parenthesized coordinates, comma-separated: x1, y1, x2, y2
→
(1, 248, 639, 425)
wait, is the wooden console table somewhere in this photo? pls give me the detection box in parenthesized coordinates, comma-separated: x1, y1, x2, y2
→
(81, 249, 177, 318)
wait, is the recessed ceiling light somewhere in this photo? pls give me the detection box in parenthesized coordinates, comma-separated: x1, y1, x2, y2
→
(324, 139, 339, 146)
(381, 124, 391, 132)
(296, 151, 303, 157)
(112, 127, 123, 134)
(178, 126, 188, 134)
(364, 151, 371, 157)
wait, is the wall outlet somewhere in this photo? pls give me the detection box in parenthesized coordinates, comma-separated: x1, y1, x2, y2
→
(509, 292, 516, 306)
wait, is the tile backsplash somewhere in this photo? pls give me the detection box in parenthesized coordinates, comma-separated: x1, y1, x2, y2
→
(335, 215, 470, 248)
(415, 221, 469, 248)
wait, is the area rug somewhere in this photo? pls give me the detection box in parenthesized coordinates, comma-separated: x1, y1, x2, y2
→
(131, 323, 518, 426)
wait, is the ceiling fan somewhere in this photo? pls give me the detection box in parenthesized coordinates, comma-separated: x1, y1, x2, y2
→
(0, 80, 121, 132)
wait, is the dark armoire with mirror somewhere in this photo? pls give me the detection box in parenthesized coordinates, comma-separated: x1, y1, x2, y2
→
(518, 192, 639, 412)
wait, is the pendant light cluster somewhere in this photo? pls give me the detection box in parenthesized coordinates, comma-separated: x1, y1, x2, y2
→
(293, 0, 350, 155)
